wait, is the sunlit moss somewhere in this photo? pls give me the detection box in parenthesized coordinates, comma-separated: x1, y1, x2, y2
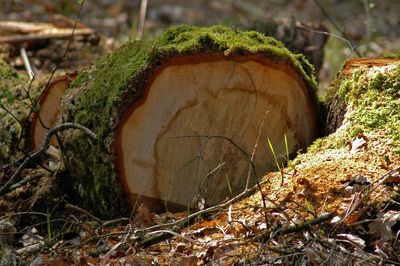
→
(315, 62, 400, 154)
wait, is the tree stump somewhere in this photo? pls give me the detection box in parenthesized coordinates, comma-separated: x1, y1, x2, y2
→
(60, 26, 320, 217)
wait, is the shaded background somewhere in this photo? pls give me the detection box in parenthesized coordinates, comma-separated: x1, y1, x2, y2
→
(1, 0, 399, 88)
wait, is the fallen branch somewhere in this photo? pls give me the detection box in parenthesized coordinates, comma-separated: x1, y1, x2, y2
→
(252, 212, 335, 242)
(139, 229, 196, 248)
(0, 122, 96, 195)
(65, 203, 103, 224)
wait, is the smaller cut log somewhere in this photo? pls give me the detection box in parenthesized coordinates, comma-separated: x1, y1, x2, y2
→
(61, 25, 321, 218)
(30, 72, 77, 150)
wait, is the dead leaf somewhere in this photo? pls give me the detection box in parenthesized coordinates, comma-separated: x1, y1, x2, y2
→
(350, 134, 368, 154)
(337, 233, 366, 250)
(134, 203, 155, 227)
(345, 210, 365, 224)
(368, 210, 400, 241)
(343, 174, 371, 195)
(29, 255, 66, 266)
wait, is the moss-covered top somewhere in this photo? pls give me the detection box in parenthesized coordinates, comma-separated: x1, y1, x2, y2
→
(383, 52, 400, 59)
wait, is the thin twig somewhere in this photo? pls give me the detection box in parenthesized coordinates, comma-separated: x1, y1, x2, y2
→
(170, 135, 258, 183)
(8, 170, 48, 191)
(133, 178, 288, 250)
(251, 212, 335, 243)
(296, 24, 359, 57)
(246, 110, 269, 189)
(170, 134, 270, 228)
(65, 203, 103, 224)
(20, 47, 35, 80)
(312, 0, 361, 57)
(0, 211, 48, 219)
(362, 0, 371, 52)
(0, 122, 96, 195)
(147, 229, 196, 243)
(26, 1, 85, 127)
(0, 102, 24, 128)
(136, 0, 148, 41)
(198, 162, 226, 196)
(103, 218, 130, 227)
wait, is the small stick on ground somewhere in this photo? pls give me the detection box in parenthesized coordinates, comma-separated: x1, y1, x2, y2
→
(0, 123, 96, 195)
(252, 212, 335, 243)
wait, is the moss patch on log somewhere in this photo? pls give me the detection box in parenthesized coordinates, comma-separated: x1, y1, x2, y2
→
(309, 61, 400, 154)
(62, 25, 320, 218)
(260, 60, 400, 219)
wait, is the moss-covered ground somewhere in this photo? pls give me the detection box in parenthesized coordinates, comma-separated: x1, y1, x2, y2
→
(0, 59, 30, 165)
(277, 60, 400, 219)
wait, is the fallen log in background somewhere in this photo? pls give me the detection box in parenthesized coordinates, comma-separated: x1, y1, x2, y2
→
(30, 72, 77, 150)
(60, 25, 321, 217)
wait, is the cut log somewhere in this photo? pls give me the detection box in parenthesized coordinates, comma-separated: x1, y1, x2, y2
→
(326, 58, 400, 134)
(0, 58, 74, 165)
(30, 72, 77, 150)
(61, 25, 321, 217)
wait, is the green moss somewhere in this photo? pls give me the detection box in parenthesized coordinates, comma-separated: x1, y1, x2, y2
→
(64, 25, 320, 218)
(0, 59, 31, 165)
(350, 127, 364, 138)
(152, 25, 317, 86)
(0, 59, 19, 79)
(383, 52, 400, 59)
(323, 62, 400, 152)
(338, 80, 351, 100)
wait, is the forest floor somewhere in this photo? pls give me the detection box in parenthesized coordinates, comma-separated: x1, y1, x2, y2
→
(1, 0, 400, 265)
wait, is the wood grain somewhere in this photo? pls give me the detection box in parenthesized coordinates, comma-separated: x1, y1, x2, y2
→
(116, 55, 318, 209)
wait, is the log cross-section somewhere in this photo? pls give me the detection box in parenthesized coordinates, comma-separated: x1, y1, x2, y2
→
(116, 54, 318, 210)
(61, 25, 321, 217)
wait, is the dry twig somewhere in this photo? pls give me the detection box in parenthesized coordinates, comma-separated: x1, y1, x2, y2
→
(0, 122, 96, 195)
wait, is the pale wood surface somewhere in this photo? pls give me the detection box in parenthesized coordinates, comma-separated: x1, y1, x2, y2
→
(116, 57, 318, 209)
(30, 76, 70, 150)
